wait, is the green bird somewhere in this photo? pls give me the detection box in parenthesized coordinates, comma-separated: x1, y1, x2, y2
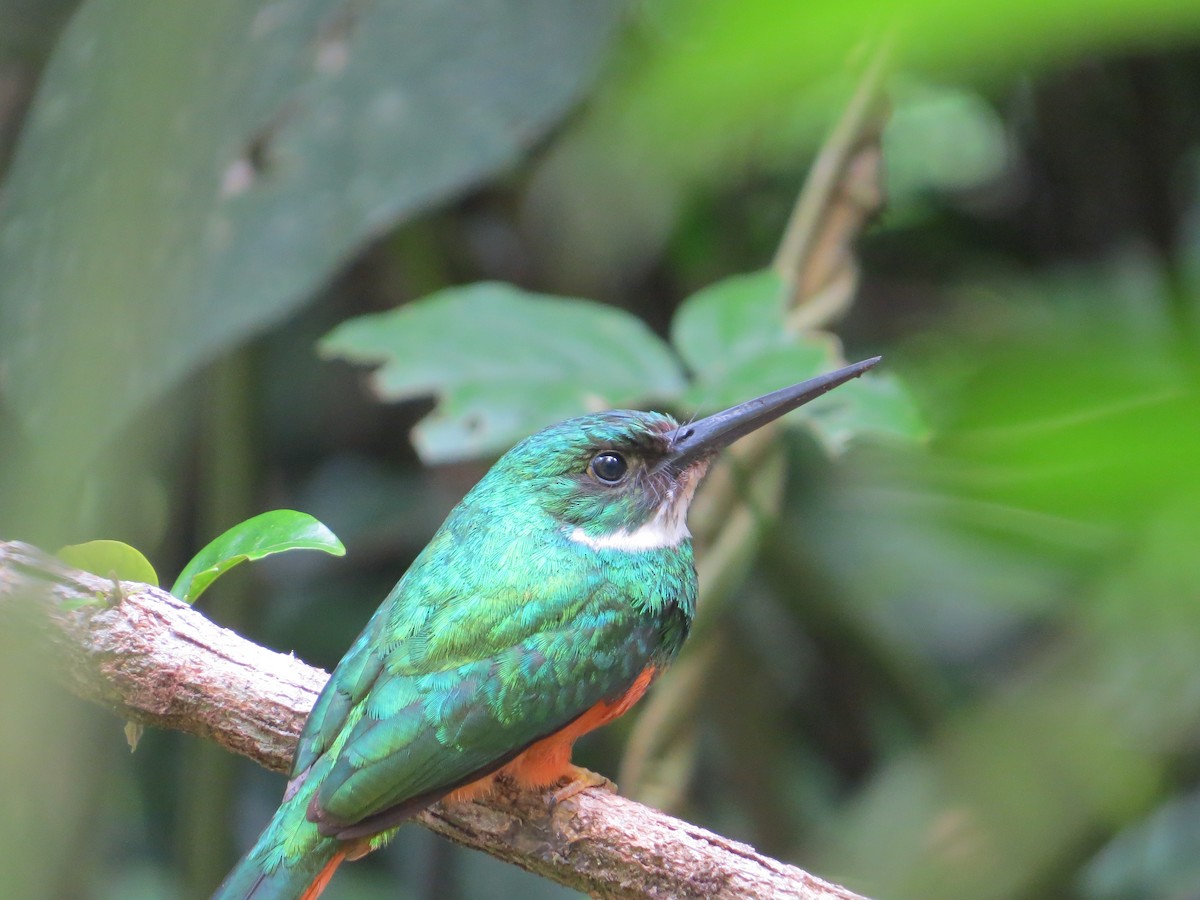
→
(213, 357, 879, 899)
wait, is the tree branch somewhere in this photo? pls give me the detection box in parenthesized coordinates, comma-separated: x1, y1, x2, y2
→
(0, 540, 867, 900)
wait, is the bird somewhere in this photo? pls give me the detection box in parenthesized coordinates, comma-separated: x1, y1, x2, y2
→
(213, 357, 880, 898)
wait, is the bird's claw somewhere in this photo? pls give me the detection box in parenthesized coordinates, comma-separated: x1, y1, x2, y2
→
(549, 765, 617, 809)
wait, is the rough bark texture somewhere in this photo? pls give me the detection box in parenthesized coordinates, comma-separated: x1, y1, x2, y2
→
(0, 540, 867, 900)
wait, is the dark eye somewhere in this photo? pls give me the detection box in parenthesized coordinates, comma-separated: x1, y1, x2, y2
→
(590, 451, 628, 484)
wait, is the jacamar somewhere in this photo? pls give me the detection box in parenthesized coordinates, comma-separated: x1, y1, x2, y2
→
(213, 357, 879, 898)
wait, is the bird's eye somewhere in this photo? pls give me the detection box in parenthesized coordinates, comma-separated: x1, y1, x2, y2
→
(589, 451, 628, 484)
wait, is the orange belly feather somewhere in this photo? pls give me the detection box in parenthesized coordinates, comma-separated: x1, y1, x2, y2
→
(445, 663, 657, 802)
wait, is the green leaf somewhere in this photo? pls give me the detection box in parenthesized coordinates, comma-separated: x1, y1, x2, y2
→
(671, 269, 838, 410)
(671, 269, 924, 450)
(171, 510, 345, 605)
(672, 270, 790, 374)
(681, 341, 838, 413)
(321, 282, 687, 462)
(57, 540, 159, 587)
(0, 0, 620, 453)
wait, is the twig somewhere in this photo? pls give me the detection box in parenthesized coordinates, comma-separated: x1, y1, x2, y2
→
(773, 37, 893, 329)
(0, 540, 868, 900)
(620, 39, 893, 807)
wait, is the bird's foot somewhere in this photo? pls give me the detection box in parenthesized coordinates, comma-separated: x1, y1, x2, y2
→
(550, 765, 617, 807)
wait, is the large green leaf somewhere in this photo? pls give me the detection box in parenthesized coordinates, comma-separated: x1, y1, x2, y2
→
(0, 0, 619, 452)
(320, 282, 688, 462)
(170, 509, 344, 605)
(325, 271, 921, 462)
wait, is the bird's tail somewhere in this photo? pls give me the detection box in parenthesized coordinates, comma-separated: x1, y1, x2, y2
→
(211, 775, 345, 900)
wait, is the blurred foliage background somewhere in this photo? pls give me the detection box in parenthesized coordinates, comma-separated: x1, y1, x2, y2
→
(2, 1, 1199, 898)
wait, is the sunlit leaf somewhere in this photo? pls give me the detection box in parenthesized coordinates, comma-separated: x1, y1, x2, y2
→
(321, 282, 687, 462)
(171, 510, 345, 605)
(57, 540, 159, 587)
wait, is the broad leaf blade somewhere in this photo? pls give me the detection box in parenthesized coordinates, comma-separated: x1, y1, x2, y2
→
(171, 509, 345, 605)
(57, 540, 159, 587)
(321, 282, 687, 462)
(0, 0, 619, 452)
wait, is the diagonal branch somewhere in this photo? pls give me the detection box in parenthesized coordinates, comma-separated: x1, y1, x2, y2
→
(0, 540, 867, 900)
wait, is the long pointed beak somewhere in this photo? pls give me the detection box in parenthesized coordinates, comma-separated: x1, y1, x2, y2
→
(664, 357, 881, 472)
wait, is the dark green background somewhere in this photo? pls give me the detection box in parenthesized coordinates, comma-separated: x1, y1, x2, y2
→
(1, 1, 1199, 898)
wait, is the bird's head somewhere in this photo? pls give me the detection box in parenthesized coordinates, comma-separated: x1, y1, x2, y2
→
(474, 358, 881, 551)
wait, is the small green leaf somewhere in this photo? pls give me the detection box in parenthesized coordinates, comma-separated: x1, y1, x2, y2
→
(57, 540, 159, 587)
(320, 282, 687, 462)
(171, 510, 345, 605)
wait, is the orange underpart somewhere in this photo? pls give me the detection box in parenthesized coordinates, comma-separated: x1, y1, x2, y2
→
(300, 848, 347, 900)
(450, 664, 659, 798)
(443, 774, 499, 805)
(302, 836, 376, 900)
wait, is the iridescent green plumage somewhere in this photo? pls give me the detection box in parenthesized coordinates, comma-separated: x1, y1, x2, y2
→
(215, 411, 696, 897)
(300, 411, 694, 834)
(214, 360, 878, 899)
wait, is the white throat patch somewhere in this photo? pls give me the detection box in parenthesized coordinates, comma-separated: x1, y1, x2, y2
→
(569, 512, 691, 551)
(568, 468, 702, 552)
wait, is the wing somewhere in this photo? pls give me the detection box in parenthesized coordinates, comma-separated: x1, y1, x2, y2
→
(290, 583, 398, 782)
(295, 558, 662, 835)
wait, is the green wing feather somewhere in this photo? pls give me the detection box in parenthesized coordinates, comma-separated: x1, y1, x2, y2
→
(292, 519, 692, 837)
(317, 583, 658, 833)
